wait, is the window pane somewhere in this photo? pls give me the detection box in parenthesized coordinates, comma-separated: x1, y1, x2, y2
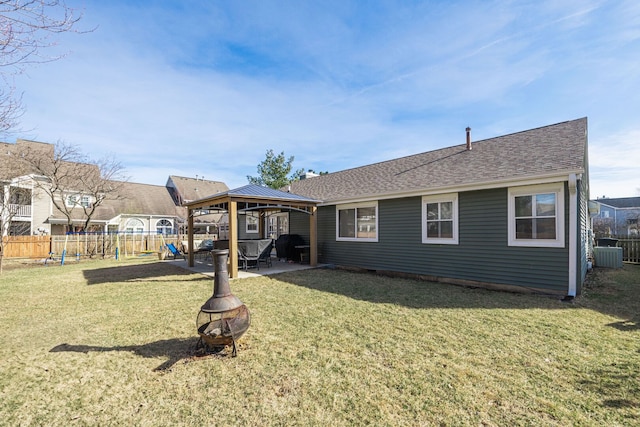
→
(536, 193, 556, 217)
(426, 203, 439, 221)
(339, 209, 355, 238)
(427, 221, 439, 237)
(515, 196, 532, 217)
(516, 219, 532, 239)
(440, 221, 453, 238)
(535, 218, 556, 239)
(357, 207, 376, 222)
(356, 207, 376, 239)
(440, 202, 453, 220)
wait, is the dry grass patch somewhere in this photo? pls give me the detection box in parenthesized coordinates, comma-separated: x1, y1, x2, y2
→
(0, 259, 638, 425)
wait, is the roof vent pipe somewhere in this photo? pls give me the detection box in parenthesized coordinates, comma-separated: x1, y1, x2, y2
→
(466, 127, 472, 150)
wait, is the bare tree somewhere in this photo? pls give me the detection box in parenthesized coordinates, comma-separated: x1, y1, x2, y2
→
(0, 0, 85, 133)
(19, 141, 129, 232)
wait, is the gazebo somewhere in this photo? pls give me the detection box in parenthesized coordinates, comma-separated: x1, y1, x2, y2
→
(184, 184, 321, 278)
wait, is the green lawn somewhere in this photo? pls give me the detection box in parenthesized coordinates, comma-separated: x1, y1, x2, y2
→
(0, 258, 638, 426)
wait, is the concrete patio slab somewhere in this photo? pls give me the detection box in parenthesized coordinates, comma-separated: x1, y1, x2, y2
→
(165, 255, 324, 279)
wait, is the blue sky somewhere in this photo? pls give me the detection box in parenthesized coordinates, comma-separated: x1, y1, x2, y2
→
(10, 0, 640, 198)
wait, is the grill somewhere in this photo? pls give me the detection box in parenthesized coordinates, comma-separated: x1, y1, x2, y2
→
(196, 249, 250, 356)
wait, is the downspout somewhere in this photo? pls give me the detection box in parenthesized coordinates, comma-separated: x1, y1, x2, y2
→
(567, 174, 578, 297)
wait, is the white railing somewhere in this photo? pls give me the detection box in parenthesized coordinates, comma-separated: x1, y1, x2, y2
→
(9, 204, 32, 218)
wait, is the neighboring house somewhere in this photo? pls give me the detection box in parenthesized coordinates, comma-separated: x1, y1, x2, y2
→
(288, 118, 591, 297)
(166, 175, 229, 236)
(0, 140, 228, 236)
(591, 197, 640, 237)
(46, 180, 187, 235)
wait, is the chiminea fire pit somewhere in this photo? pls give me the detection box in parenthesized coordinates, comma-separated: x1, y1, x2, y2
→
(196, 249, 250, 356)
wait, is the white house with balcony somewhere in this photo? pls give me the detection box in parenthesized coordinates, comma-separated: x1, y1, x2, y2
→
(1, 139, 229, 237)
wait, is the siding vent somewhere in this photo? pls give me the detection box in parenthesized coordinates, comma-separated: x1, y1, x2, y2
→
(466, 127, 472, 150)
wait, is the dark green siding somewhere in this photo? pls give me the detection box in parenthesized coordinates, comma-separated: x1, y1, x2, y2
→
(318, 187, 571, 293)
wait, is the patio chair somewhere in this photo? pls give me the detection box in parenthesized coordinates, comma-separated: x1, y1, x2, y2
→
(166, 243, 185, 260)
(257, 240, 273, 269)
(237, 239, 273, 270)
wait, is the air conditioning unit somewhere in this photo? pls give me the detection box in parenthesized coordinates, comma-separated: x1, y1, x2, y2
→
(593, 247, 623, 268)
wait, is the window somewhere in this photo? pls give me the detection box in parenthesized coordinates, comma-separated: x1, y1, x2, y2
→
(66, 194, 92, 208)
(422, 193, 458, 244)
(125, 218, 145, 234)
(156, 219, 173, 234)
(508, 183, 564, 247)
(245, 212, 259, 234)
(267, 212, 288, 239)
(336, 202, 378, 241)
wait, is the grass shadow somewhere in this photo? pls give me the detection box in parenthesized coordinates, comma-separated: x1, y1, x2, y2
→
(49, 337, 231, 371)
(607, 318, 640, 332)
(270, 267, 571, 310)
(578, 361, 640, 413)
(268, 264, 640, 315)
(83, 261, 205, 285)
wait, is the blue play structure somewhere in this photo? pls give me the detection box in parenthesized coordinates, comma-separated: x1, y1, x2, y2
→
(166, 243, 184, 259)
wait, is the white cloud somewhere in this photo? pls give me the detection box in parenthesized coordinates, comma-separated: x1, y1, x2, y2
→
(4, 0, 639, 199)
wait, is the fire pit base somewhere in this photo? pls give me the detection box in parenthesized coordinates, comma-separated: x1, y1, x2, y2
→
(196, 305, 250, 357)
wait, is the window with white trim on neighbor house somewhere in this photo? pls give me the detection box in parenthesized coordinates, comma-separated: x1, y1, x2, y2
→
(422, 193, 459, 244)
(66, 194, 92, 208)
(336, 202, 378, 241)
(156, 219, 173, 234)
(508, 183, 564, 248)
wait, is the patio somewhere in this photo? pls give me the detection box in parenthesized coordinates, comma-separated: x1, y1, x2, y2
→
(166, 253, 324, 279)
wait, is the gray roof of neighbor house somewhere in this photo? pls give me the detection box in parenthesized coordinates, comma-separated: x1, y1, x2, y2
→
(51, 181, 186, 223)
(596, 197, 640, 209)
(288, 118, 588, 203)
(0, 139, 56, 180)
(167, 175, 229, 203)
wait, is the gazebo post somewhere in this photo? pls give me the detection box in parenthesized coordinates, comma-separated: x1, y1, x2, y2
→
(310, 205, 317, 266)
(228, 200, 238, 279)
(188, 207, 194, 267)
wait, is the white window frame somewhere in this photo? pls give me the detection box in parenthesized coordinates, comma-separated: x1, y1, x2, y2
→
(422, 193, 459, 245)
(156, 218, 173, 235)
(66, 194, 92, 208)
(508, 183, 565, 248)
(336, 201, 378, 242)
(245, 212, 259, 234)
(66, 194, 78, 207)
(125, 218, 145, 234)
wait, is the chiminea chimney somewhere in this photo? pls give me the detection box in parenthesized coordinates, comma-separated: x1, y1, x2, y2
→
(466, 127, 472, 151)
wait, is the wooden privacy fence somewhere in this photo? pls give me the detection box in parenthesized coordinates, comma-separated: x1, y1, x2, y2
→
(2, 236, 52, 258)
(2, 234, 211, 259)
(617, 238, 640, 264)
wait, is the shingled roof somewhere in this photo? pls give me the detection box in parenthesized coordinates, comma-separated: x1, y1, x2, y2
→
(596, 197, 640, 209)
(51, 181, 186, 222)
(289, 118, 588, 203)
(167, 175, 229, 204)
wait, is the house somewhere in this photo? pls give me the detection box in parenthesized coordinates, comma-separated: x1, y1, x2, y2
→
(286, 118, 590, 297)
(591, 197, 640, 237)
(166, 175, 229, 236)
(0, 139, 228, 236)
